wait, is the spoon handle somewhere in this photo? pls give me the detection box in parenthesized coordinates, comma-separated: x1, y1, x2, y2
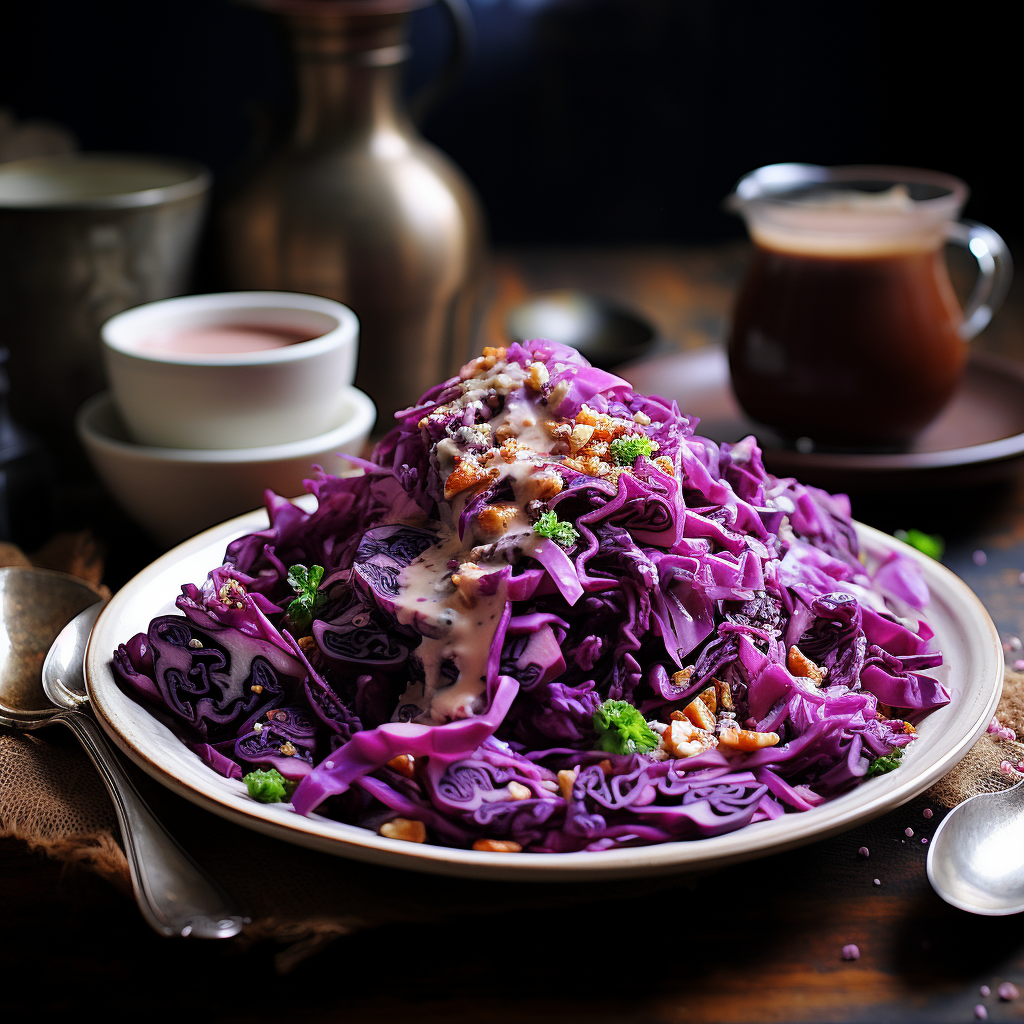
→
(55, 709, 249, 938)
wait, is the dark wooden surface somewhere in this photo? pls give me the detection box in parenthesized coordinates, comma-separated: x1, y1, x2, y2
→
(5, 244, 1024, 1023)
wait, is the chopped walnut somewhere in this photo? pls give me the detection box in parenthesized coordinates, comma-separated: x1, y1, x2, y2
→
(547, 379, 571, 410)
(713, 677, 734, 711)
(673, 696, 716, 732)
(517, 468, 564, 502)
(444, 455, 487, 500)
(472, 839, 522, 853)
(557, 768, 579, 801)
(717, 728, 780, 751)
(654, 456, 675, 477)
(604, 466, 633, 489)
(663, 718, 718, 758)
(379, 818, 427, 843)
(569, 423, 596, 454)
(696, 686, 717, 714)
(476, 503, 520, 536)
(250, 684, 264, 694)
(633, 411, 652, 426)
(788, 645, 827, 685)
(506, 781, 532, 801)
(670, 667, 694, 689)
(598, 759, 614, 775)
(387, 754, 416, 779)
(279, 741, 297, 757)
(495, 423, 518, 443)
(499, 437, 525, 463)
(563, 454, 609, 477)
(526, 361, 549, 390)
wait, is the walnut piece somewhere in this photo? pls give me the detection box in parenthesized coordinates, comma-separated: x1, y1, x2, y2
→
(472, 839, 523, 853)
(663, 718, 718, 758)
(717, 728, 780, 751)
(788, 645, 827, 685)
(387, 754, 416, 779)
(379, 818, 427, 843)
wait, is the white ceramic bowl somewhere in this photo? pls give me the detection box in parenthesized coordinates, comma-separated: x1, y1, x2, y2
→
(101, 291, 359, 449)
(76, 388, 375, 546)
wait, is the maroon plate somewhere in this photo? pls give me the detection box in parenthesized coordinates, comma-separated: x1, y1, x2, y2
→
(616, 348, 1024, 491)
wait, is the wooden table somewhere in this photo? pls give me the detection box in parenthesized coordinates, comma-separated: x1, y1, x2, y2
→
(5, 245, 1024, 1023)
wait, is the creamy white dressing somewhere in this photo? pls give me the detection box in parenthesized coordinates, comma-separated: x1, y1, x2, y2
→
(391, 351, 576, 725)
(393, 527, 508, 724)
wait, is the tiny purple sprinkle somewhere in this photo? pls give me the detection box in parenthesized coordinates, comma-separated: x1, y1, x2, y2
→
(858, 846, 869, 857)
(1016, 659, 1024, 672)
(923, 808, 933, 819)
(873, 878, 880, 885)
(1019, 571, 1024, 586)
(842, 944, 860, 960)
(981, 985, 991, 997)
(921, 837, 928, 844)
(999, 982, 1020, 1001)
(447, 559, 459, 569)
(973, 549, 988, 565)
(905, 827, 915, 837)
(975, 1005, 988, 1020)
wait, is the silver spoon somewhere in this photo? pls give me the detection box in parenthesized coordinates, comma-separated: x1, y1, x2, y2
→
(0, 566, 248, 938)
(927, 781, 1024, 915)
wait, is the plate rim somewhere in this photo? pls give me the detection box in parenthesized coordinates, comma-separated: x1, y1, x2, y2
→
(85, 508, 1004, 881)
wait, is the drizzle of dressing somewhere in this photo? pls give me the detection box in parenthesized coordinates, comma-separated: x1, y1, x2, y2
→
(392, 528, 508, 724)
(389, 353, 569, 724)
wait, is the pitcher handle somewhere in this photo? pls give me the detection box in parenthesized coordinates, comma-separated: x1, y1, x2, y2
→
(945, 220, 1014, 341)
(409, 0, 475, 123)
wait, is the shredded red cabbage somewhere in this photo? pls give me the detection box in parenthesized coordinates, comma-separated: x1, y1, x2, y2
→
(113, 340, 946, 852)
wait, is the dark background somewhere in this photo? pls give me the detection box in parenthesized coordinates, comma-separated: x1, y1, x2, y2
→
(0, 0, 1019, 249)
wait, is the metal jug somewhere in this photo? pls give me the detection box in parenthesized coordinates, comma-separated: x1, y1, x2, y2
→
(220, 0, 486, 427)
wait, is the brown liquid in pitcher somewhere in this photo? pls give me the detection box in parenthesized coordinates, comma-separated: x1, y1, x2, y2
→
(728, 243, 966, 447)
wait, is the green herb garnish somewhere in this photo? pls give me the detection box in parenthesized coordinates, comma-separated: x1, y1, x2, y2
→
(894, 529, 944, 560)
(286, 563, 325, 630)
(592, 699, 660, 755)
(609, 434, 660, 465)
(533, 510, 580, 548)
(865, 747, 904, 778)
(242, 768, 297, 803)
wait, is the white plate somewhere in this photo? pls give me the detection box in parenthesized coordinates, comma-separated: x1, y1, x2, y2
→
(86, 501, 1003, 880)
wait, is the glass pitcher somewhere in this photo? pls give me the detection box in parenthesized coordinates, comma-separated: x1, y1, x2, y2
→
(726, 164, 1012, 448)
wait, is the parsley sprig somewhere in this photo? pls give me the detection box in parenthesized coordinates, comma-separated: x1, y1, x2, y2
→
(533, 510, 580, 548)
(865, 747, 904, 777)
(286, 563, 325, 631)
(894, 529, 944, 560)
(592, 699, 660, 755)
(242, 768, 297, 803)
(609, 434, 660, 465)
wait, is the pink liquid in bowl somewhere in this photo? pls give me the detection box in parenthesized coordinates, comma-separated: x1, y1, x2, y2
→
(134, 324, 320, 356)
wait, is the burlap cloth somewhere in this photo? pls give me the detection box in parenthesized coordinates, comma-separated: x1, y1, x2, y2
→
(2, 537, 1021, 969)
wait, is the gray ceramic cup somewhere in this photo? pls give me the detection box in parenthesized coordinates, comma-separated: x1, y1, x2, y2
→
(0, 153, 210, 446)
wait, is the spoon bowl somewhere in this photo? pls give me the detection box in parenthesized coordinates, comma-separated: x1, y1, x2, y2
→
(0, 566, 101, 724)
(505, 290, 657, 368)
(0, 565, 247, 938)
(927, 781, 1024, 915)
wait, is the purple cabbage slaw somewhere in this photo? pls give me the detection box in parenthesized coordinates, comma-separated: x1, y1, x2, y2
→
(112, 340, 947, 853)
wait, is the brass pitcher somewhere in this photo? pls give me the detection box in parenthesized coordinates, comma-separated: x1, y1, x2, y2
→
(220, 0, 486, 426)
